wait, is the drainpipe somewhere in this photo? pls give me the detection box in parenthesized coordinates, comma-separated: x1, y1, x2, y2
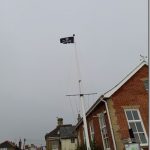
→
(101, 99, 117, 150)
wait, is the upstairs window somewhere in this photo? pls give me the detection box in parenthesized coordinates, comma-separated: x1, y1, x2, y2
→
(143, 79, 149, 91)
(124, 109, 148, 146)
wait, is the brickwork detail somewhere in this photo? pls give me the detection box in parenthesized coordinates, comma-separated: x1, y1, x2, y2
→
(107, 99, 124, 150)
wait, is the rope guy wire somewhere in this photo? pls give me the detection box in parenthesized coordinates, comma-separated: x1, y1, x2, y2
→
(68, 96, 76, 123)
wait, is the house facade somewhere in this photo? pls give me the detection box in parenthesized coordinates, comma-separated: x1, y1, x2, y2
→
(76, 61, 148, 150)
(45, 118, 77, 150)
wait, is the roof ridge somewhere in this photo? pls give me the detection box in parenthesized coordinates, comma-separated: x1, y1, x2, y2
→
(103, 61, 148, 98)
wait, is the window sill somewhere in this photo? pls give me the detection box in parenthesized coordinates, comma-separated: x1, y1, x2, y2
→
(140, 143, 148, 147)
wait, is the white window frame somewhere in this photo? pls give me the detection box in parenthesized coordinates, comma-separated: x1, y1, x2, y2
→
(89, 120, 95, 142)
(124, 109, 148, 146)
(98, 112, 110, 150)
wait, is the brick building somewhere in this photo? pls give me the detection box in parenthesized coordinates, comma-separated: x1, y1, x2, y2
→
(76, 61, 148, 150)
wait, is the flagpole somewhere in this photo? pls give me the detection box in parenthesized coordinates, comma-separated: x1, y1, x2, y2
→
(73, 35, 91, 150)
(60, 34, 91, 150)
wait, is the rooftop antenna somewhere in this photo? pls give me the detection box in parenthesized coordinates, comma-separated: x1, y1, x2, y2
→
(60, 34, 97, 150)
(140, 54, 148, 61)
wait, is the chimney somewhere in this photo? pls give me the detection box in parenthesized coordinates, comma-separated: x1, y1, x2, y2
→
(57, 118, 63, 126)
(77, 114, 81, 122)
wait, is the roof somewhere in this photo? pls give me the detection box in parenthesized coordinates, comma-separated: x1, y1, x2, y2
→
(0, 141, 19, 149)
(45, 126, 60, 138)
(103, 61, 148, 98)
(60, 125, 76, 139)
(76, 61, 148, 128)
(45, 124, 77, 140)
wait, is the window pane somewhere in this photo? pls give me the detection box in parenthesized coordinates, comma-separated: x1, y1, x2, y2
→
(100, 118, 104, 128)
(144, 79, 149, 90)
(126, 111, 133, 120)
(132, 110, 139, 120)
(99, 113, 106, 127)
(134, 133, 140, 143)
(101, 117, 105, 126)
(129, 122, 137, 132)
(136, 122, 144, 132)
(102, 129, 107, 138)
(105, 138, 109, 148)
(99, 116, 104, 127)
(92, 133, 94, 140)
(71, 138, 75, 143)
(104, 127, 107, 134)
(139, 133, 147, 144)
(104, 140, 107, 148)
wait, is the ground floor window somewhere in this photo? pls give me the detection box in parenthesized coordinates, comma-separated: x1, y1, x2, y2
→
(124, 109, 148, 146)
(89, 120, 95, 142)
(99, 112, 110, 149)
(71, 138, 75, 143)
(51, 141, 59, 150)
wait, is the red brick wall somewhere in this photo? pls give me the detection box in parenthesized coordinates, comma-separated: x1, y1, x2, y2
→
(76, 102, 115, 150)
(87, 105, 105, 149)
(76, 65, 148, 150)
(111, 65, 148, 149)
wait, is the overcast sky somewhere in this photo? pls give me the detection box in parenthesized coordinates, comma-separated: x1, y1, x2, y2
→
(0, 0, 148, 146)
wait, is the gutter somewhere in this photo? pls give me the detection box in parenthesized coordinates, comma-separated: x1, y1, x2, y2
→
(101, 98, 117, 150)
(47, 137, 60, 140)
(75, 95, 117, 150)
(75, 96, 117, 150)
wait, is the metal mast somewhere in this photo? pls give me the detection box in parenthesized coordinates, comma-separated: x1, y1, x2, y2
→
(78, 80, 91, 150)
(66, 34, 96, 150)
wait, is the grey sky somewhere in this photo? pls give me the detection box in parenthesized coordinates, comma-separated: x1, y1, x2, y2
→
(0, 0, 148, 146)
